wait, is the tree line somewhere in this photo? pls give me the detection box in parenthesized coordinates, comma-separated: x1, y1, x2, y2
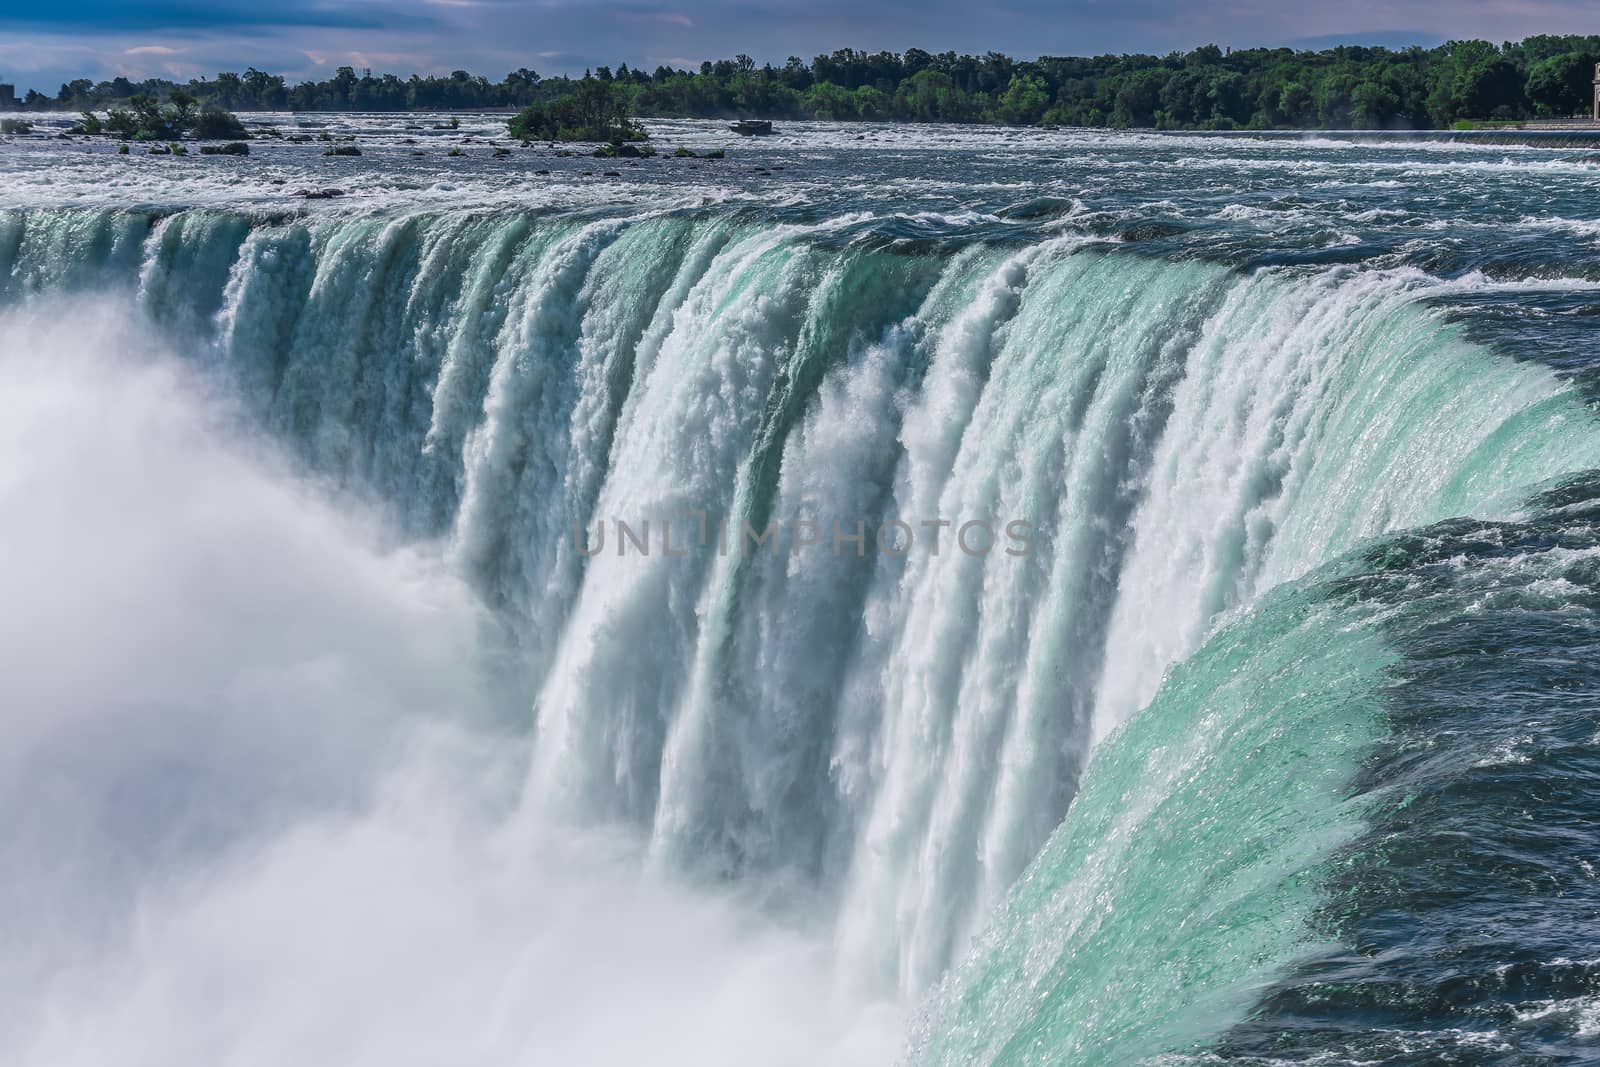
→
(13, 36, 1600, 129)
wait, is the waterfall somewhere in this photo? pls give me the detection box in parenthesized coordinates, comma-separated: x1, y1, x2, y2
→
(6, 204, 1599, 1029)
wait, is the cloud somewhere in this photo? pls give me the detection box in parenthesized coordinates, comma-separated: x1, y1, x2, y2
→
(123, 43, 184, 54)
(0, 0, 441, 33)
(607, 3, 695, 28)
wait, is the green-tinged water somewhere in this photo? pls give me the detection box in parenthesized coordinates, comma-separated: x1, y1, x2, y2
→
(914, 572, 1391, 1065)
(4, 122, 1600, 1065)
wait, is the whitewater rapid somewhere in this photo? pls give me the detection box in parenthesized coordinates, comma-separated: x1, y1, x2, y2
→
(5, 187, 1600, 1064)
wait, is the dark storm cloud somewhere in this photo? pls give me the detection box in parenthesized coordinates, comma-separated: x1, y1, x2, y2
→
(0, 0, 439, 32)
(0, 0, 1596, 93)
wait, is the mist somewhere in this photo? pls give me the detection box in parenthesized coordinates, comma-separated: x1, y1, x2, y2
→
(0, 301, 900, 1067)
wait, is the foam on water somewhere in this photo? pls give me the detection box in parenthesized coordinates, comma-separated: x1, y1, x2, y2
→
(5, 126, 1600, 1064)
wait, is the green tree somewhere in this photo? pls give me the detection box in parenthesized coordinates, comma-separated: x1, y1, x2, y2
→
(1111, 69, 1165, 127)
(997, 73, 1049, 124)
(104, 107, 138, 138)
(1352, 80, 1401, 127)
(1283, 81, 1314, 122)
(214, 72, 243, 108)
(897, 69, 970, 121)
(802, 81, 856, 119)
(1427, 40, 1526, 123)
(15, 35, 1600, 130)
(508, 77, 645, 142)
(1526, 52, 1596, 116)
(852, 85, 890, 119)
(191, 106, 247, 139)
(168, 88, 197, 128)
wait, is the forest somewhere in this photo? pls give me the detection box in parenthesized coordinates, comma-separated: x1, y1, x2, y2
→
(13, 35, 1600, 129)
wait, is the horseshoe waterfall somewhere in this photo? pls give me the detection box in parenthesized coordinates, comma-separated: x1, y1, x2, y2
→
(5, 125, 1600, 1065)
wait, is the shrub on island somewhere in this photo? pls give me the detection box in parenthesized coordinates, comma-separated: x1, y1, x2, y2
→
(509, 78, 646, 144)
(98, 91, 250, 144)
(192, 107, 249, 140)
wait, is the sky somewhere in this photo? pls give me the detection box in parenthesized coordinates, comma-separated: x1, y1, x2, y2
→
(0, 0, 1596, 94)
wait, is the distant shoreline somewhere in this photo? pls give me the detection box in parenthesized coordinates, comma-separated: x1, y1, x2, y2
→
(5, 36, 1599, 131)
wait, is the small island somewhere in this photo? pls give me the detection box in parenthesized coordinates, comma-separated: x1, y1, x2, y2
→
(509, 77, 646, 144)
(91, 91, 249, 142)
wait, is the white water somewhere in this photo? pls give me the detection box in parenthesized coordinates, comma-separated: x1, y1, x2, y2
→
(6, 205, 1600, 1063)
(0, 303, 900, 1067)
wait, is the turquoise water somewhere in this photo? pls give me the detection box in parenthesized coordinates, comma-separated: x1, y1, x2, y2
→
(3, 120, 1600, 1064)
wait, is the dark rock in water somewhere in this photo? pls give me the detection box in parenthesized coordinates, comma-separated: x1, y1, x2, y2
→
(322, 145, 361, 157)
(292, 187, 346, 199)
(603, 170, 621, 177)
(287, 134, 314, 143)
(533, 169, 550, 175)
(1116, 220, 1188, 242)
(493, 147, 511, 158)
(1001, 196, 1079, 220)
(200, 141, 249, 156)
(701, 148, 724, 159)
(729, 119, 773, 136)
